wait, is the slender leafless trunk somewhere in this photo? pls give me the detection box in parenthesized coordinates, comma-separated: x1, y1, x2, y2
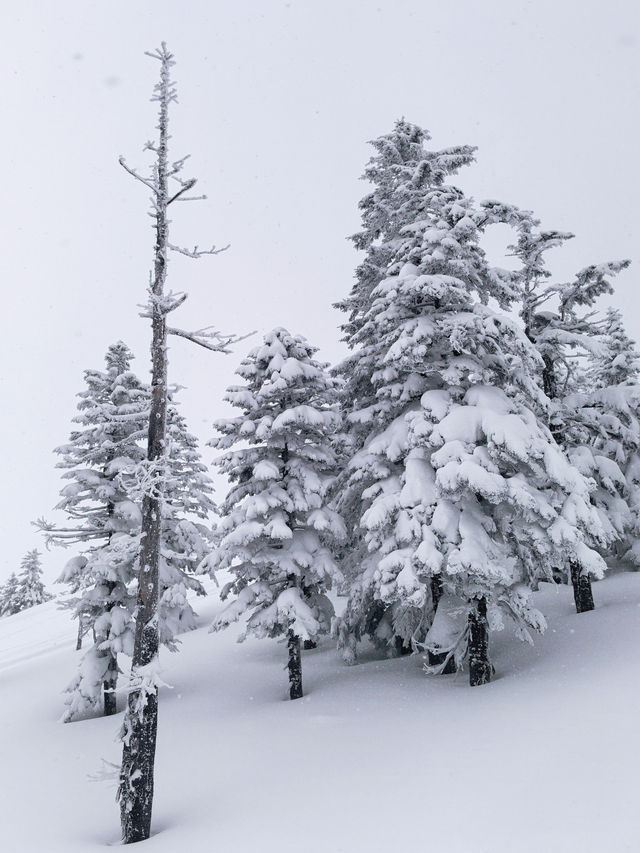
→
(118, 45, 170, 844)
(117, 44, 242, 844)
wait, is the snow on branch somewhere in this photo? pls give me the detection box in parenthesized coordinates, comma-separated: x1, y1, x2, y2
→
(118, 156, 157, 194)
(32, 516, 105, 548)
(144, 43, 175, 65)
(166, 325, 254, 354)
(115, 458, 167, 504)
(167, 179, 199, 205)
(167, 241, 230, 259)
(139, 290, 188, 317)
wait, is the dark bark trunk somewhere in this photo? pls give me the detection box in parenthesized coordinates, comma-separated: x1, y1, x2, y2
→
(103, 651, 118, 716)
(469, 597, 492, 687)
(570, 562, 595, 613)
(75, 617, 83, 651)
(119, 356, 164, 842)
(428, 576, 456, 673)
(119, 46, 171, 846)
(303, 639, 317, 650)
(393, 635, 413, 656)
(287, 630, 303, 700)
(100, 577, 118, 716)
(542, 354, 557, 404)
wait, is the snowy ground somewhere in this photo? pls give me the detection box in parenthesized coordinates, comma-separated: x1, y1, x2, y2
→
(1, 574, 639, 852)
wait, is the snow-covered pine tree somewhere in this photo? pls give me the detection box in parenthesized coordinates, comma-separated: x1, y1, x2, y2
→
(334, 122, 611, 684)
(12, 549, 52, 612)
(40, 343, 214, 722)
(512, 218, 631, 610)
(589, 308, 640, 389)
(156, 403, 215, 647)
(336, 119, 476, 344)
(567, 308, 640, 570)
(207, 328, 345, 699)
(0, 572, 20, 616)
(42, 341, 148, 719)
(334, 121, 483, 660)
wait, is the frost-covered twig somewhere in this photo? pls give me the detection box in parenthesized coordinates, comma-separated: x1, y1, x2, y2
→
(139, 290, 188, 317)
(118, 156, 157, 194)
(167, 241, 229, 258)
(167, 325, 254, 353)
(115, 458, 167, 504)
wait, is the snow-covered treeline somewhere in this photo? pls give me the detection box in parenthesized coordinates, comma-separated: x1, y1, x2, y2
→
(19, 118, 638, 702)
(7, 47, 636, 846)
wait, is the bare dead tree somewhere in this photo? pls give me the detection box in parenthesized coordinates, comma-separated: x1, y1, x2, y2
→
(117, 43, 246, 844)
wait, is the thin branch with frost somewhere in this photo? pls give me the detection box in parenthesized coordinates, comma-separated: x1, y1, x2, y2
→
(166, 325, 254, 353)
(139, 290, 189, 318)
(32, 517, 105, 547)
(115, 459, 167, 504)
(167, 179, 198, 205)
(118, 156, 157, 194)
(167, 242, 230, 259)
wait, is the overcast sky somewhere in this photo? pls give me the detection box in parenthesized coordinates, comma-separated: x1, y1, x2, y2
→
(1, 0, 638, 584)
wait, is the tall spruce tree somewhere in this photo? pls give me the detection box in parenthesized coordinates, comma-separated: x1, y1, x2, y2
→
(334, 121, 484, 659)
(207, 328, 345, 699)
(511, 218, 631, 610)
(334, 122, 611, 684)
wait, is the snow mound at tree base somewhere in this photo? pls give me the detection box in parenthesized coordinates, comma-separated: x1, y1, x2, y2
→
(1, 573, 638, 852)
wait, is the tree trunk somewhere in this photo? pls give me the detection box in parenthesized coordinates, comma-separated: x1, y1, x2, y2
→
(393, 635, 413, 656)
(287, 630, 303, 700)
(103, 650, 118, 716)
(75, 617, 83, 651)
(428, 576, 456, 674)
(570, 561, 595, 613)
(469, 597, 492, 687)
(119, 45, 171, 846)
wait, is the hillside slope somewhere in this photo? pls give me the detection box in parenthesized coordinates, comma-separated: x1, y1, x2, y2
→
(1, 574, 638, 852)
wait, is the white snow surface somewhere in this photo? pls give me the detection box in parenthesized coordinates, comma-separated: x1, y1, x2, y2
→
(1, 574, 639, 852)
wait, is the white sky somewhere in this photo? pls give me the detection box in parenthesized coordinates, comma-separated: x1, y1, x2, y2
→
(1, 0, 638, 584)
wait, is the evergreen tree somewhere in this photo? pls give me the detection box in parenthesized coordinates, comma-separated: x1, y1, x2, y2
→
(40, 343, 213, 721)
(569, 309, 640, 569)
(42, 341, 149, 720)
(156, 404, 215, 647)
(334, 122, 610, 684)
(336, 119, 476, 344)
(207, 328, 345, 699)
(512, 219, 631, 610)
(12, 549, 52, 611)
(334, 121, 485, 660)
(589, 308, 640, 389)
(0, 572, 20, 617)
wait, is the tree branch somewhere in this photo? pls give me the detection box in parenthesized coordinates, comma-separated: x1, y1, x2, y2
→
(167, 242, 230, 258)
(167, 326, 254, 353)
(118, 156, 157, 194)
(167, 179, 197, 205)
